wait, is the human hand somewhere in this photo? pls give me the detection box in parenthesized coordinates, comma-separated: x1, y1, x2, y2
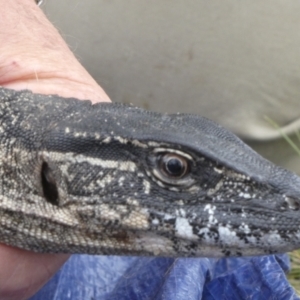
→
(0, 1, 110, 299)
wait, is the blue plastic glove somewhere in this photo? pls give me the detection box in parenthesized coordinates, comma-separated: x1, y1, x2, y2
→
(30, 254, 299, 300)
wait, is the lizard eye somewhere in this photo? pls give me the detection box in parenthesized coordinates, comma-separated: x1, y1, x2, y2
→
(160, 153, 189, 178)
(150, 150, 195, 187)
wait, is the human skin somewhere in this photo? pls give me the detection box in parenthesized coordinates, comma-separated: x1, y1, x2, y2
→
(0, 0, 111, 299)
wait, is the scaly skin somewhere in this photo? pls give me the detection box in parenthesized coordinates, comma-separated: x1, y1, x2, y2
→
(0, 87, 300, 257)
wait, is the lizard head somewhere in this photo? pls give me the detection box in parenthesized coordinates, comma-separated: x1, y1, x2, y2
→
(35, 102, 300, 257)
(2, 88, 300, 257)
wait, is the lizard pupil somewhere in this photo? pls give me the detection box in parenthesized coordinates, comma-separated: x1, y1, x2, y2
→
(162, 154, 188, 178)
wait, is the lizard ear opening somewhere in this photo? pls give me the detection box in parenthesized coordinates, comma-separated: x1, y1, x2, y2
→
(41, 162, 59, 205)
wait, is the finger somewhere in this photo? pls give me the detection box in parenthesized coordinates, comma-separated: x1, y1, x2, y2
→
(0, 0, 111, 103)
(0, 245, 68, 300)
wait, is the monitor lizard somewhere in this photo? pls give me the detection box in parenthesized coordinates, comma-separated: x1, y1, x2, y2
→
(0, 86, 299, 257)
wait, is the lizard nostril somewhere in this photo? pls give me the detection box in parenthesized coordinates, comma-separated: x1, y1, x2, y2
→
(41, 162, 59, 205)
(284, 197, 300, 211)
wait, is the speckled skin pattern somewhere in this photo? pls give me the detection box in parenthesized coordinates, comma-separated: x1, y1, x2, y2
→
(0, 87, 300, 257)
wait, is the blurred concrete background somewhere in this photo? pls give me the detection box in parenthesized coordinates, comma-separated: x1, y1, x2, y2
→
(42, 0, 300, 173)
